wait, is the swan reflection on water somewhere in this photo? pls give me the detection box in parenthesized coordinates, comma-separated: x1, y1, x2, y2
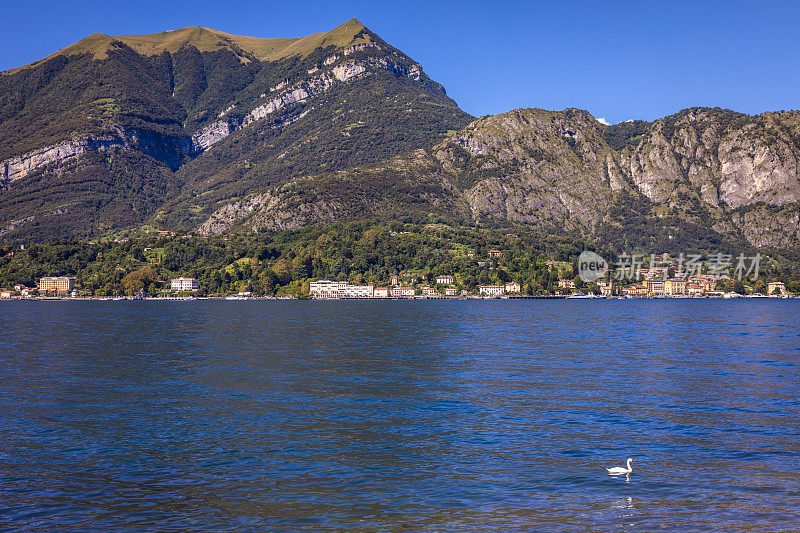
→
(611, 496, 636, 511)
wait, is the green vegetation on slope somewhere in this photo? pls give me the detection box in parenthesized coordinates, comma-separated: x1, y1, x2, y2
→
(0, 221, 796, 297)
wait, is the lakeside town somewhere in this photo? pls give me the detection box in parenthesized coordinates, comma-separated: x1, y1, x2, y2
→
(2, 269, 789, 300)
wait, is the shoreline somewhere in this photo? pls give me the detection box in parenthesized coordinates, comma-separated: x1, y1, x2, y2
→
(0, 294, 794, 302)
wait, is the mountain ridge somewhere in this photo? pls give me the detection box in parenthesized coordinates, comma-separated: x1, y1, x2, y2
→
(0, 19, 799, 253)
(0, 18, 472, 241)
(3, 19, 372, 74)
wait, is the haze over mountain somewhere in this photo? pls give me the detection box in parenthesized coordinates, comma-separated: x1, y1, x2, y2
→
(1, 19, 799, 252)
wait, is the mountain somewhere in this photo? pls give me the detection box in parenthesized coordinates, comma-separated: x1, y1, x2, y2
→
(1, 20, 800, 253)
(195, 106, 800, 251)
(0, 19, 471, 240)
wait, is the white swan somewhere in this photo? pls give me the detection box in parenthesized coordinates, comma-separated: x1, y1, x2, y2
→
(606, 458, 633, 475)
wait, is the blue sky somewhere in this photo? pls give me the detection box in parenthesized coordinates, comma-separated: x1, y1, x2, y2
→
(1, 0, 797, 124)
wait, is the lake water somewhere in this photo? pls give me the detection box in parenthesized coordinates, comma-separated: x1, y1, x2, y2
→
(1, 299, 799, 531)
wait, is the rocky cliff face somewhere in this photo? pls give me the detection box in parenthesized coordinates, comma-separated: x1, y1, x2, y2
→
(188, 42, 433, 153)
(196, 107, 800, 250)
(620, 109, 800, 208)
(1, 127, 191, 186)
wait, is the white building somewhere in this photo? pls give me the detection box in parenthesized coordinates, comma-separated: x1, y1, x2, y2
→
(479, 285, 505, 297)
(557, 279, 575, 289)
(310, 281, 375, 298)
(392, 286, 415, 297)
(436, 275, 454, 285)
(505, 282, 521, 293)
(309, 280, 347, 298)
(171, 277, 199, 291)
(598, 281, 613, 297)
(373, 287, 389, 298)
(340, 283, 374, 298)
(421, 286, 436, 297)
(445, 287, 458, 296)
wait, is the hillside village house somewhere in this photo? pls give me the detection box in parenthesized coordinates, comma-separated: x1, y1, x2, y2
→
(436, 275, 454, 285)
(479, 285, 505, 297)
(488, 250, 504, 259)
(390, 275, 400, 286)
(557, 279, 575, 289)
(171, 277, 199, 291)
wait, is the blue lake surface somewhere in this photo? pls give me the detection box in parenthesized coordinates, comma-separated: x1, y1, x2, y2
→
(1, 299, 799, 531)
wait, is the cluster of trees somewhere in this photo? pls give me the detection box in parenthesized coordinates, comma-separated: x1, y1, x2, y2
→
(2, 221, 798, 298)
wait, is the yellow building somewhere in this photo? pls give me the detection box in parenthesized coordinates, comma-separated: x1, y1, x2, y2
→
(665, 279, 687, 296)
(39, 277, 75, 293)
(623, 284, 648, 296)
(768, 281, 786, 295)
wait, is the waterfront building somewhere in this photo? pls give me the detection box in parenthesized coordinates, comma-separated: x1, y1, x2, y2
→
(665, 279, 687, 296)
(421, 286, 436, 297)
(505, 282, 521, 293)
(646, 279, 665, 295)
(391, 286, 415, 297)
(445, 287, 458, 296)
(599, 281, 613, 297)
(623, 284, 648, 297)
(436, 275, 454, 285)
(39, 276, 75, 293)
(340, 283, 374, 298)
(309, 280, 346, 298)
(0, 290, 12, 298)
(171, 277, 200, 291)
(768, 281, 786, 295)
(373, 287, 389, 298)
(687, 283, 704, 295)
(479, 285, 505, 297)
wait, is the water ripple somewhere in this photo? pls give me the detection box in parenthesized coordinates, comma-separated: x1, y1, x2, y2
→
(1, 299, 799, 531)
